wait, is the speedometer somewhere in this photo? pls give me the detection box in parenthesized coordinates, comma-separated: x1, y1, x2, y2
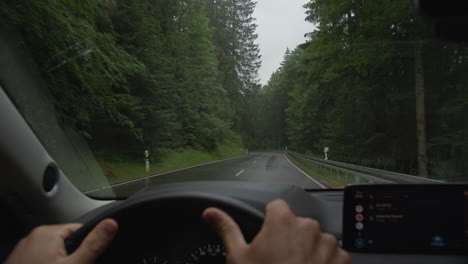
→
(139, 256, 168, 264)
(185, 243, 226, 264)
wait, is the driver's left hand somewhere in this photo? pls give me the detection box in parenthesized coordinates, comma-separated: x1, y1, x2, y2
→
(5, 219, 118, 264)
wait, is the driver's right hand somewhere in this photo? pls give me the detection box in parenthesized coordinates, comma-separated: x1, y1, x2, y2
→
(4, 219, 118, 264)
(203, 199, 351, 264)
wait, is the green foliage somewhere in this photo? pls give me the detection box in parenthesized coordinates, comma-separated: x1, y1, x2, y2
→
(1, 0, 145, 139)
(256, 0, 468, 180)
(100, 143, 246, 184)
(1, 0, 262, 181)
(6, 0, 465, 183)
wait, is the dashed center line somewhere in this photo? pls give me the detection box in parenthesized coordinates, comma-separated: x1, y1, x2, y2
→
(235, 169, 245, 177)
(252, 160, 257, 164)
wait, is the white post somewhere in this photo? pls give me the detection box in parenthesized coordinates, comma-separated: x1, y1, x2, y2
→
(145, 150, 150, 173)
(324, 147, 329, 160)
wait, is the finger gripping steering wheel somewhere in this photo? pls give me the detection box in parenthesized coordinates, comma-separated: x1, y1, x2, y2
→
(65, 191, 264, 263)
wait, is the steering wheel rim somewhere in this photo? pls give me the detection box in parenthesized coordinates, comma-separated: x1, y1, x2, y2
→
(66, 191, 265, 263)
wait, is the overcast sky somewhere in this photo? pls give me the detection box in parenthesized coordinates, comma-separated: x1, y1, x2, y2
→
(253, 0, 315, 86)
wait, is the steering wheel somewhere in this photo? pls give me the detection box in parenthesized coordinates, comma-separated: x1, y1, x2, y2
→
(65, 191, 265, 263)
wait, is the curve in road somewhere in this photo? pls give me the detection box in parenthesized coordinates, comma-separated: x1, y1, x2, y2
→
(88, 152, 327, 197)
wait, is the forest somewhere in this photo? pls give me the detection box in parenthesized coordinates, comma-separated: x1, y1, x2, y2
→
(254, 0, 468, 180)
(1, 0, 261, 179)
(1, 0, 467, 182)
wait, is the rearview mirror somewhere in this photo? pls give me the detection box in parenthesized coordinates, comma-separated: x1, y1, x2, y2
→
(416, 0, 468, 41)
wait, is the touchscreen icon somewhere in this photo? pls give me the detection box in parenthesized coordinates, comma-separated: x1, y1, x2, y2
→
(431, 235, 446, 247)
(356, 222, 364, 230)
(355, 205, 364, 213)
(355, 214, 364, 222)
(355, 239, 366, 249)
(355, 191, 364, 199)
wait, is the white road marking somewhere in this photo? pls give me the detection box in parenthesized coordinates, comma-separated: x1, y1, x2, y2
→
(84, 155, 250, 194)
(252, 160, 257, 164)
(235, 169, 245, 177)
(283, 154, 326, 189)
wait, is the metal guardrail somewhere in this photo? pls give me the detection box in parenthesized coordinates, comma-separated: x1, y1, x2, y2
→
(287, 151, 442, 184)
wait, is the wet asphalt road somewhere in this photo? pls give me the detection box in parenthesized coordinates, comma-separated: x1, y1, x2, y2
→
(88, 152, 326, 197)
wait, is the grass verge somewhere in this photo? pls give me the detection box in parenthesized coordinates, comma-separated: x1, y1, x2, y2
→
(287, 154, 371, 188)
(98, 144, 246, 184)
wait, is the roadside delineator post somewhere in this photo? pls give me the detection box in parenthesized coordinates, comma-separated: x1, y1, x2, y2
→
(145, 150, 150, 173)
(324, 147, 329, 160)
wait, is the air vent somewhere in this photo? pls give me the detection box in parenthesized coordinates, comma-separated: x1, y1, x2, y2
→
(43, 164, 59, 194)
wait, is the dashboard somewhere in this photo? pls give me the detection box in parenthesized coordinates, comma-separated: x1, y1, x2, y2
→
(63, 182, 468, 264)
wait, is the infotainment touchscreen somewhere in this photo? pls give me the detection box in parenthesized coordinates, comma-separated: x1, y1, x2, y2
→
(343, 184, 468, 254)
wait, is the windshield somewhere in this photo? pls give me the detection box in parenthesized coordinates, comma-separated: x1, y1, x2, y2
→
(1, 0, 467, 198)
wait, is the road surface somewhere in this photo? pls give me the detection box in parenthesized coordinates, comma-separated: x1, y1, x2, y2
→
(88, 152, 327, 197)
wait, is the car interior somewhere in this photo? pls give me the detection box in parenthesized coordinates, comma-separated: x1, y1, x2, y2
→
(1, 0, 468, 263)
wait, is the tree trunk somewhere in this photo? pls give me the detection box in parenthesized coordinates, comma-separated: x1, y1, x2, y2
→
(415, 44, 428, 177)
